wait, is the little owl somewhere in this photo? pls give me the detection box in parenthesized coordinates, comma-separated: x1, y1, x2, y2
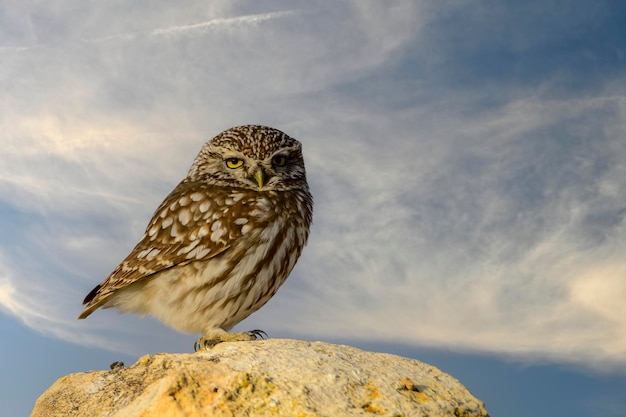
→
(78, 125, 313, 350)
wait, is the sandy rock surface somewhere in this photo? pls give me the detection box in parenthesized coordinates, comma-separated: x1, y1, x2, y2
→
(31, 339, 489, 417)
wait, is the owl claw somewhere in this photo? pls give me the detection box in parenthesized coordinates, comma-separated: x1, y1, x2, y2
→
(246, 329, 268, 340)
(194, 329, 268, 352)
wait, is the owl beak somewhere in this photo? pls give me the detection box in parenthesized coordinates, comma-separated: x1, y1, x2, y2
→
(253, 169, 266, 188)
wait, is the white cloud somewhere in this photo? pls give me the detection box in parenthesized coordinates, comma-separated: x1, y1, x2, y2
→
(1, 0, 625, 371)
(267, 94, 626, 370)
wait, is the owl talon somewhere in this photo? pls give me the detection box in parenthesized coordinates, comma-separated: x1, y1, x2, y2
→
(246, 329, 268, 340)
(194, 329, 268, 352)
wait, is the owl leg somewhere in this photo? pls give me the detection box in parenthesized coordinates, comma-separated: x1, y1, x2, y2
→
(194, 329, 267, 351)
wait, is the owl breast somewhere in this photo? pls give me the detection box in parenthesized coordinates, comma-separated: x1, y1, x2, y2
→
(107, 188, 311, 334)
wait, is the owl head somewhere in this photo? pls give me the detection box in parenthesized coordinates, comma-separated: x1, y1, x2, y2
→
(188, 125, 308, 192)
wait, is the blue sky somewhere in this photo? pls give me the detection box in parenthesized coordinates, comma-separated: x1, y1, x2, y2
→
(1, 1, 625, 416)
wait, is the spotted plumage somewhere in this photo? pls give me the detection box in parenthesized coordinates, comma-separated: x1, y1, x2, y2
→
(78, 125, 313, 350)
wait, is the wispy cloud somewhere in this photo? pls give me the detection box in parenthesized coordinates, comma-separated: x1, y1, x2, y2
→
(83, 10, 299, 44)
(1, 0, 625, 371)
(149, 11, 298, 35)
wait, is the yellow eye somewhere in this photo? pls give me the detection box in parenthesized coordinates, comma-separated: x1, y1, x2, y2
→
(226, 158, 243, 169)
(272, 155, 287, 167)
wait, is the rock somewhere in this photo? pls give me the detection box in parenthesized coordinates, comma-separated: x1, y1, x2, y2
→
(30, 339, 489, 417)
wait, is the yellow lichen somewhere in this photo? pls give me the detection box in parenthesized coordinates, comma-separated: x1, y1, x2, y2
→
(362, 402, 386, 414)
(411, 392, 430, 403)
(364, 381, 381, 399)
(138, 356, 151, 366)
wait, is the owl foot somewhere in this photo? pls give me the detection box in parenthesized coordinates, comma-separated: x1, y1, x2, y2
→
(194, 330, 267, 352)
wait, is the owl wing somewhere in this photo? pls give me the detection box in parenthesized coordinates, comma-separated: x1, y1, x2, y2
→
(78, 179, 252, 318)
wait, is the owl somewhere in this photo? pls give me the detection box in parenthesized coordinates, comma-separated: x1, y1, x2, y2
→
(78, 125, 313, 351)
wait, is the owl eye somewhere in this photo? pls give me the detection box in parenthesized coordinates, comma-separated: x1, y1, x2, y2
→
(272, 155, 287, 167)
(225, 158, 244, 169)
